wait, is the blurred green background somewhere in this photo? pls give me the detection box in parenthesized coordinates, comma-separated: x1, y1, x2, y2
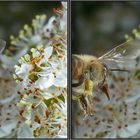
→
(0, 1, 61, 45)
(71, 2, 140, 57)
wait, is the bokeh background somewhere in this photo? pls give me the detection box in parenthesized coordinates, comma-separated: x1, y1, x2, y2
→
(0, 1, 61, 46)
(71, 1, 140, 57)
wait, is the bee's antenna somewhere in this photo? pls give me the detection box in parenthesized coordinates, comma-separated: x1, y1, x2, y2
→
(103, 63, 130, 72)
(109, 69, 130, 72)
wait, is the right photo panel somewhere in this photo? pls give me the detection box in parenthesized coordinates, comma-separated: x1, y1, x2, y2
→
(72, 1, 140, 138)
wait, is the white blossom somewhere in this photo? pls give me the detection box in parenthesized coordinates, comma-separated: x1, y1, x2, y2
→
(13, 2, 67, 138)
(73, 53, 140, 138)
(0, 2, 67, 138)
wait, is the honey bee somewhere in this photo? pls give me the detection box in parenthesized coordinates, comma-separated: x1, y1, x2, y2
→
(0, 39, 6, 54)
(72, 38, 140, 117)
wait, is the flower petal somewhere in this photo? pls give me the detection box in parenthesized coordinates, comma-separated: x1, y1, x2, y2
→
(0, 120, 17, 138)
(17, 123, 33, 138)
(15, 63, 32, 78)
(121, 123, 140, 137)
(35, 73, 54, 89)
(44, 47, 53, 60)
(54, 70, 67, 87)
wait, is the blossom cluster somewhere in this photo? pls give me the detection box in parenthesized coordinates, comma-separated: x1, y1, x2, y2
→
(0, 2, 67, 138)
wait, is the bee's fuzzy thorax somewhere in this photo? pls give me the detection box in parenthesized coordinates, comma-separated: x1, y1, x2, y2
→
(75, 54, 97, 69)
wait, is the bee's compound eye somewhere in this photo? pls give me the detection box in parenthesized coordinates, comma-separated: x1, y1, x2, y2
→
(84, 71, 87, 75)
(89, 66, 93, 72)
(88, 67, 93, 79)
(89, 66, 96, 74)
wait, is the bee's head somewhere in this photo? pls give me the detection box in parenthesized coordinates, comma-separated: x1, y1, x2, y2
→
(85, 60, 108, 84)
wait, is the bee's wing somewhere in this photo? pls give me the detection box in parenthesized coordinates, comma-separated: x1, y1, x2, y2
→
(0, 39, 6, 54)
(98, 39, 140, 69)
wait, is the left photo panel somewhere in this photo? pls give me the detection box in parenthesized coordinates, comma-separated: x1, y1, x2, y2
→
(0, 1, 67, 138)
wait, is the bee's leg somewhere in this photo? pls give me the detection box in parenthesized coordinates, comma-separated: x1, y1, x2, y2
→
(86, 95, 95, 116)
(79, 95, 88, 115)
(99, 83, 110, 100)
(98, 64, 110, 100)
(79, 95, 92, 118)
